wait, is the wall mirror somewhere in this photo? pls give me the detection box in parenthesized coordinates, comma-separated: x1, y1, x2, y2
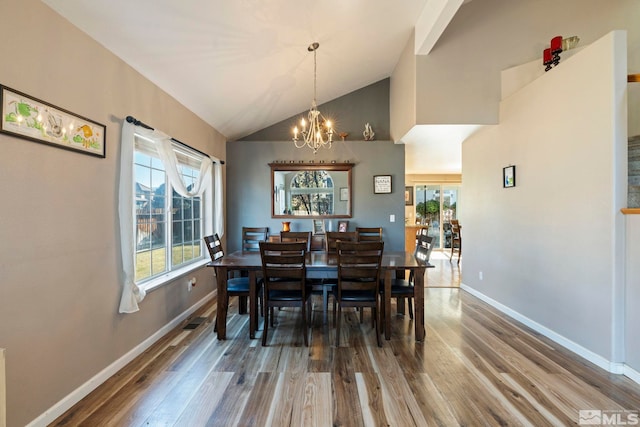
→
(270, 162, 353, 218)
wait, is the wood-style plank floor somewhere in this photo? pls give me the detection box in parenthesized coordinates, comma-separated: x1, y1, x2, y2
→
(52, 258, 640, 426)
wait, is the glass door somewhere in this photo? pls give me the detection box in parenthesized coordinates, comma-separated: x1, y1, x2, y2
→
(414, 184, 459, 249)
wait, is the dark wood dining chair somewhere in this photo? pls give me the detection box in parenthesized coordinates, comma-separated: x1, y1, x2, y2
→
(242, 227, 269, 252)
(280, 231, 312, 252)
(333, 241, 384, 347)
(381, 234, 433, 322)
(325, 231, 359, 253)
(259, 241, 311, 346)
(450, 219, 461, 264)
(356, 227, 383, 242)
(204, 234, 262, 332)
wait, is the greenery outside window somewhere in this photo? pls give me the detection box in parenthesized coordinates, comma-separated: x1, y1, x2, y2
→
(134, 136, 206, 284)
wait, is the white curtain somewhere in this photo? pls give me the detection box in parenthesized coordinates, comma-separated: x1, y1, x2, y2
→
(118, 120, 223, 313)
(118, 121, 146, 313)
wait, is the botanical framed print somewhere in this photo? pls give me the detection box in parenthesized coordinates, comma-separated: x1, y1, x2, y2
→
(373, 175, 392, 194)
(503, 165, 516, 188)
(0, 84, 106, 158)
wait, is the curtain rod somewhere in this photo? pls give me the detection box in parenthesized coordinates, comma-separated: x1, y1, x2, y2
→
(125, 116, 224, 165)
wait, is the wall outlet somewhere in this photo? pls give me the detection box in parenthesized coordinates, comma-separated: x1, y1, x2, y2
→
(390, 214, 395, 222)
(479, 271, 483, 281)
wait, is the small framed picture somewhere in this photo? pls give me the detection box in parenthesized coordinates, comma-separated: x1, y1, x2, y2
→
(339, 187, 349, 201)
(405, 186, 414, 205)
(503, 165, 516, 188)
(373, 175, 392, 194)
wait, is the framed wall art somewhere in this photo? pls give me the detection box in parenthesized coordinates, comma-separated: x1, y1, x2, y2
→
(340, 187, 349, 201)
(373, 175, 392, 194)
(405, 186, 414, 205)
(503, 165, 516, 188)
(0, 84, 106, 158)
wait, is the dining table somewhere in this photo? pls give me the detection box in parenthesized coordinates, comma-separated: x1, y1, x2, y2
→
(207, 250, 433, 342)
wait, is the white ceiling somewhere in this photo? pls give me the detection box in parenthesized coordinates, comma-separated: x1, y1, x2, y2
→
(42, 0, 475, 174)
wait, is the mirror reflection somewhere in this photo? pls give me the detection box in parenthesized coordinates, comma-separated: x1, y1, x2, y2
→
(270, 163, 352, 218)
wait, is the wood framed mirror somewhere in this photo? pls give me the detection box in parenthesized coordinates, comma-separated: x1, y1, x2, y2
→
(270, 162, 353, 219)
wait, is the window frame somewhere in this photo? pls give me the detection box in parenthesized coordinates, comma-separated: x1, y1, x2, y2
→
(133, 135, 211, 291)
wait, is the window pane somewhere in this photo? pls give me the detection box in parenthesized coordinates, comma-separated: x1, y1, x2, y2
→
(132, 139, 208, 285)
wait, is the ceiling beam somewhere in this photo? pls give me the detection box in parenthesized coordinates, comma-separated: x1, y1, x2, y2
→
(415, 0, 465, 55)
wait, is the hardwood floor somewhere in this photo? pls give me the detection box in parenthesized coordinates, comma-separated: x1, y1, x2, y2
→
(52, 264, 640, 426)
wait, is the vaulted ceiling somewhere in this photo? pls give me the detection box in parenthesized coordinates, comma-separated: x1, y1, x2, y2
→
(42, 0, 473, 173)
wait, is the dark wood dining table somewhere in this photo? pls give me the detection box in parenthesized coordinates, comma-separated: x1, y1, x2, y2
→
(207, 250, 433, 342)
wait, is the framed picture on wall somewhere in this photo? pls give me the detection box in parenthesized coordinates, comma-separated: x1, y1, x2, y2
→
(340, 187, 349, 201)
(503, 165, 516, 188)
(405, 186, 413, 205)
(0, 84, 106, 158)
(373, 175, 392, 194)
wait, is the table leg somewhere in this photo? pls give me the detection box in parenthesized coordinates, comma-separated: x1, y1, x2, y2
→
(384, 269, 392, 340)
(414, 266, 426, 341)
(249, 270, 258, 339)
(215, 266, 228, 340)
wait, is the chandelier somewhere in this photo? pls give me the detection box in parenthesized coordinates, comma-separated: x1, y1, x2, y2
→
(292, 42, 334, 154)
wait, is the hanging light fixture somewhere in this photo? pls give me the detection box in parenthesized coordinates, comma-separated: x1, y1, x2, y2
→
(292, 42, 334, 154)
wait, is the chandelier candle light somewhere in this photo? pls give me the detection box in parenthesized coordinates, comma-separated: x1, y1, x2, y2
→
(292, 42, 334, 154)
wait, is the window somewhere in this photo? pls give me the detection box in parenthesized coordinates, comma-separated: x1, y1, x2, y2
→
(289, 170, 334, 215)
(134, 135, 208, 284)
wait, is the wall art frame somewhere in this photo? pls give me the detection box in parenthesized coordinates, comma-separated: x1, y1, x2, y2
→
(0, 84, 106, 158)
(405, 186, 414, 205)
(373, 175, 392, 194)
(503, 165, 516, 188)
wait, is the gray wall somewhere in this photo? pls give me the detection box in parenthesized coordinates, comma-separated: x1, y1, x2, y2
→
(462, 32, 627, 365)
(411, 0, 640, 136)
(242, 79, 391, 142)
(226, 140, 405, 252)
(0, 2, 225, 426)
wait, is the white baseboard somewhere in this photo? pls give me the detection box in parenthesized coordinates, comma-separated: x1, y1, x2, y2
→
(460, 284, 636, 381)
(624, 365, 640, 384)
(26, 292, 215, 427)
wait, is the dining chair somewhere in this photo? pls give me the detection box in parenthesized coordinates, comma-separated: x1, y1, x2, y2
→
(259, 241, 311, 346)
(333, 241, 384, 347)
(242, 227, 269, 252)
(356, 227, 383, 242)
(380, 234, 433, 322)
(450, 219, 461, 264)
(280, 231, 312, 252)
(325, 231, 359, 253)
(204, 234, 262, 332)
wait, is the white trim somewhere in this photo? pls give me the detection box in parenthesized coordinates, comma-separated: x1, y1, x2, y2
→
(141, 258, 209, 293)
(625, 365, 640, 384)
(26, 292, 215, 427)
(460, 284, 635, 379)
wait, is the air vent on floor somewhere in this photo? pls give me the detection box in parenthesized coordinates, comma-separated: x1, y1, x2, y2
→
(183, 317, 206, 330)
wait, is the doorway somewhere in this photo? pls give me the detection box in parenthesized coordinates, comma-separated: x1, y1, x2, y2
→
(414, 184, 460, 250)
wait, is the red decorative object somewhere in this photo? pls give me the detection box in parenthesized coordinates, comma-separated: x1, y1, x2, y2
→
(550, 36, 563, 66)
(543, 48, 553, 72)
(550, 36, 563, 53)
